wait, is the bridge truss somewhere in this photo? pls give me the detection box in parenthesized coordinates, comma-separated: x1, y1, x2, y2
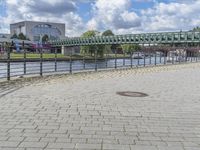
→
(49, 31, 200, 47)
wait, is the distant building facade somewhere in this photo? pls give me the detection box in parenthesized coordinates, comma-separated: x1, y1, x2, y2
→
(10, 21, 65, 42)
(0, 33, 10, 39)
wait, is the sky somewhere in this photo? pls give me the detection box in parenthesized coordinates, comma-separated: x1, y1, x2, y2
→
(0, 0, 199, 36)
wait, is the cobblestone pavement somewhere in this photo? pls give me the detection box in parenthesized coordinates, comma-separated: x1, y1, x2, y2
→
(1, 63, 200, 150)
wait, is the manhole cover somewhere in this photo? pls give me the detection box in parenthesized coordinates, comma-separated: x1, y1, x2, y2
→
(116, 91, 148, 97)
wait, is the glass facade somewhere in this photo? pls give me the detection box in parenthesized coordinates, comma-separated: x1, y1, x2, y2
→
(31, 24, 62, 42)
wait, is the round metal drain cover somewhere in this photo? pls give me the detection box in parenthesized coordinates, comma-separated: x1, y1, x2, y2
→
(116, 91, 148, 97)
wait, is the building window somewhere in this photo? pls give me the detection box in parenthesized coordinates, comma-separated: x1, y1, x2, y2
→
(31, 24, 62, 42)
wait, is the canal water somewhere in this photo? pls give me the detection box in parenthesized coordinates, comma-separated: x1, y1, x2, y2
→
(0, 57, 167, 78)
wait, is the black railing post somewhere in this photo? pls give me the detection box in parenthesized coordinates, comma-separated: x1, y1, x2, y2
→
(95, 49, 97, 71)
(149, 51, 152, 65)
(160, 52, 162, 64)
(70, 49, 72, 74)
(137, 52, 140, 67)
(130, 52, 133, 68)
(155, 52, 157, 66)
(164, 51, 167, 65)
(23, 41, 26, 75)
(144, 51, 146, 67)
(198, 44, 200, 61)
(55, 48, 57, 72)
(191, 51, 192, 62)
(40, 48, 43, 76)
(7, 43, 11, 81)
(83, 50, 86, 70)
(115, 49, 117, 69)
(123, 51, 125, 66)
(196, 51, 197, 62)
(105, 50, 108, 68)
(172, 50, 174, 65)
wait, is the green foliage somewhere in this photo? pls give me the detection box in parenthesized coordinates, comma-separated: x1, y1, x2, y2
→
(1, 35, 6, 38)
(102, 30, 115, 54)
(192, 26, 200, 32)
(81, 30, 104, 57)
(42, 34, 49, 43)
(11, 33, 18, 39)
(18, 33, 27, 40)
(11, 33, 28, 40)
(102, 30, 114, 36)
(121, 44, 141, 54)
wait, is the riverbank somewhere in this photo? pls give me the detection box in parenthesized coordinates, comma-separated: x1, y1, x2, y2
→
(0, 53, 130, 62)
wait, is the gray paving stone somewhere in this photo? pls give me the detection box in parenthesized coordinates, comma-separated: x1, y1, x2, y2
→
(18, 142, 48, 148)
(0, 141, 20, 148)
(103, 144, 130, 150)
(47, 143, 75, 149)
(130, 145, 158, 150)
(75, 143, 101, 149)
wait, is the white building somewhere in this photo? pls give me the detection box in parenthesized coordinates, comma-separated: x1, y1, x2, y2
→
(10, 21, 65, 42)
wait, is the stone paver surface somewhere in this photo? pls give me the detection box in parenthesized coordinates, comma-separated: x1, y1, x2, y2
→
(1, 63, 200, 150)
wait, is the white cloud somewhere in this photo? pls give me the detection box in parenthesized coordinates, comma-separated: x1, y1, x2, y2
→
(0, 0, 85, 36)
(87, 0, 141, 32)
(1, 0, 200, 36)
(141, 1, 200, 32)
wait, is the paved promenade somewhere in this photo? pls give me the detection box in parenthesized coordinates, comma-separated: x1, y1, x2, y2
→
(1, 63, 200, 150)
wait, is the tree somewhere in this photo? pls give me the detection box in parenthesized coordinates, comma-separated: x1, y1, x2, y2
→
(121, 44, 141, 54)
(42, 34, 49, 43)
(102, 30, 114, 36)
(11, 33, 18, 39)
(102, 30, 115, 54)
(18, 33, 27, 40)
(192, 26, 200, 32)
(80, 30, 104, 57)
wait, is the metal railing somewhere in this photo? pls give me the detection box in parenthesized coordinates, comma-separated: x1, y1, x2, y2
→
(0, 44, 200, 81)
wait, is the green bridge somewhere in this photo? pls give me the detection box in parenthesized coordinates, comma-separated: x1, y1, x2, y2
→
(50, 31, 200, 47)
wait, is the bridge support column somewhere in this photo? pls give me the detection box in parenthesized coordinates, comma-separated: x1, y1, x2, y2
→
(62, 46, 80, 56)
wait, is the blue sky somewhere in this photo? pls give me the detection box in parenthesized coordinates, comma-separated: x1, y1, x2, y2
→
(0, 0, 199, 36)
(0, 0, 6, 17)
